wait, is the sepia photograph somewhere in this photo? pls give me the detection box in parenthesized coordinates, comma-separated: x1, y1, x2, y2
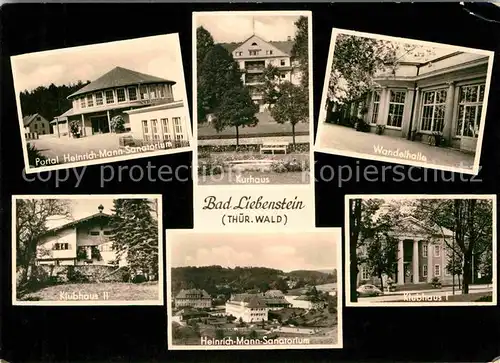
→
(345, 194, 497, 307)
(11, 34, 192, 174)
(194, 11, 313, 185)
(315, 29, 494, 175)
(167, 229, 342, 350)
(12, 195, 163, 306)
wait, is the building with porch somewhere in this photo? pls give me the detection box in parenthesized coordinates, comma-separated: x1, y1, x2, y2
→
(336, 51, 491, 153)
(35, 204, 126, 267)
(222, 34, 301, 112)
(23, 113, 51, 136)
(357, 216, 456, 286)
(51, 66, 176, 139)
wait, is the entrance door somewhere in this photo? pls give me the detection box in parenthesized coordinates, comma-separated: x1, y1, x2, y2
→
(91, 116, 110, 135)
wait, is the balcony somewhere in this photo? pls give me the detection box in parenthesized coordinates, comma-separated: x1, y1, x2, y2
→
(245, 66, 265, 73)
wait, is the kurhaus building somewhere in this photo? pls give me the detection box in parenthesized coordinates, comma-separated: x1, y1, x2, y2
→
(343, 51, 490, 152)
(357, 214, 456, 286)
(222, 34, 301, 112)
(51, 66, 189, 144)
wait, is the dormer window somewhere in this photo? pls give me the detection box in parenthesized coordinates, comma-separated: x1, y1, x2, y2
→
(128, 87, 137, 101)
(86, 94, 94, 107)
(95, 92, 103, 106)
(140, 85, 148, 100)
(80, 97, 87, 108)
(249, 50, 260, 56)
(105, 90, 114, 104)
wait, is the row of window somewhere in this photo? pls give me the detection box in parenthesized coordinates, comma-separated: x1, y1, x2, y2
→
(88, 230, 113, 236)
(78, 84, 171, 109)
(141, 117, 184, 142)
(235, 49, 276, 57)
(52, 242, 112, 251)
(370, 83, 485, 138)
(422, 243, 441, 258)
(33, 123, 46, 130)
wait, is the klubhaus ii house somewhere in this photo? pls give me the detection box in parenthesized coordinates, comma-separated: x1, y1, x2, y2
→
(51, 66, 189, 146)
(349, 52, 489, 152)
(222, 34, 301, 112)
(357, 215, 456, 287)
(35, 204, 126, 267)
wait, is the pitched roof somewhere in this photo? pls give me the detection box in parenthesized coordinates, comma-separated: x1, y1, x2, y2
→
(219, 39, 295, 57)
(41, 212, 112, 237)
(23, 113, 43, 127)
(231, 293, 287, 307)
(68, 66, 176, 99)
(175, 289, 211, 299)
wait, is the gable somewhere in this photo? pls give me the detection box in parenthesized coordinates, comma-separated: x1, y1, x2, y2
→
(232, 35, 289, 59)
(393, 216, 453, 237)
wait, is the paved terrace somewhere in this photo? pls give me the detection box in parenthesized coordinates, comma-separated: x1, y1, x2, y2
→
(316, 123, 476, 170)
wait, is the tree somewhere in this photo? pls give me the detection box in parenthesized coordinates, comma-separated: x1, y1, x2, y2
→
(270, 82, 308, 148)
(213, 86, 258, 147)
(349, 199, 362, 303)
(197, 43, 243, 122)
(414, 199, 493, 294)
(291, 16, 309, 90)
(215, 328, 225, 339)
(110, 115, 125, 133)
(364, 233, 398, 293)
(16, 199, 71, 285)
(258, 64, 284, 106)
(109, 199, 159, 280)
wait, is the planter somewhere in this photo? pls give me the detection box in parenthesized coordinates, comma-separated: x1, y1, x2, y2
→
(460, 137, 477, 152)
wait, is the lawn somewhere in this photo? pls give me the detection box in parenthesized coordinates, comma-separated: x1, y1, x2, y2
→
(19, 282, 159, 301)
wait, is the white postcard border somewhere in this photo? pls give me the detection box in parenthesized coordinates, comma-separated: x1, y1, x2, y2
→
(314, 28, 495, 176)
(344, 193, 497, 307)
(11, 194, 164, 306)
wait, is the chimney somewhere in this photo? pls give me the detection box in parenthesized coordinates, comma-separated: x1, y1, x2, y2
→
(98, 204, 104, 213)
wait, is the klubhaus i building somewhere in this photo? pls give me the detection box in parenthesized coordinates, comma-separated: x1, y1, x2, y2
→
(51, 66, 190, 146)
(343, 51, 489, 153)
(222, 34, 302, 112)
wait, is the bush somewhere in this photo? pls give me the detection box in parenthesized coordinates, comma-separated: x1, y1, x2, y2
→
(27, 143, 47, 167)
(475, 295, 492, 302)
(110, 115, 126, 133)
(69, 120, 81, 138)
(66, 266, 89, 283)
(132, 274, 147, 283)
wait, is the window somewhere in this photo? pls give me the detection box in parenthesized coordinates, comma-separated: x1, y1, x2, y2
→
(251, 42, 258, 46)
(280, 74, 286, 79)
(89, 231, 100, 236)
(266, 50, 273, 55)
(434, 245, 441, 257)
(53, 242, 70, 250)
(34, 124, 38, 130)
(99, 243, 113, 252)
(420, 89, 447, 132)
(161, 118, 171, 140)
(173, 117, 183, 140)
(95, 92, 103, 106)
(80, 97, 87, 108)
(128, 87, 137, 101)
(151, 119, 160, 140)
(149, 85, 157, 99)
(361, 266, 370, 280)
(116, 88, 126, 103)
(234, 51, 242, 56)
(456, 84, 485, 138)
(249, 50, 260, 56)
(371, 91, 381, 124)
(423, 264, 428, 277)
(103, 230, 113, 236)
(142, 120, 151, 141)
(280, 59, 286, 66)
(105, 90, 114, 104)
(140, 86, 148, 100)
(434, 264, 441, 277)
(158, 85, 165, 98)
(423, 243, 428, 257)
(86, 94, 94, 107)
(387, 90, 406, 128)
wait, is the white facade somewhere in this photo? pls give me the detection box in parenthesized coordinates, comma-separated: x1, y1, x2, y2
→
(225, 300, 269, 323)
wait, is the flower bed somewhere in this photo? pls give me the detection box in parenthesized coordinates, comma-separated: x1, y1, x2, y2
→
(198, 142, 310, 156)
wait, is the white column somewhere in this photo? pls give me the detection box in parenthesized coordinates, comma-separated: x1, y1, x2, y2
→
(86, 246, 92, 260)
(412, 240, 419, 283)
(56, 119, 60, 138)
(107, 110, 112, 133)
(81, 114, 85, 137)
(397, 239, 404, 285)
(377, 86, 389, 125)
(411, 87, 421, 134)
(427, 242, 433, 282)
(442, 81, 456, 143)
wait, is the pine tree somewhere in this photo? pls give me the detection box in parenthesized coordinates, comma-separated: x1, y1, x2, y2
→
(109, 199, 158, 280)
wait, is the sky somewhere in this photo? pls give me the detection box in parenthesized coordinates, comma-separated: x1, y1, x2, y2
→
(170, 231, 338, 272)
(196, 14, 300, 43)
(45, 198, 115, 229)
(11, 34, 186, 101)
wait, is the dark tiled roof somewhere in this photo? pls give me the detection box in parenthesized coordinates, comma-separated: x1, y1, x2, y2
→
(231, 293, 289, 307)
(176, 289, 211, 299)
(68, 66, 176, 99)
